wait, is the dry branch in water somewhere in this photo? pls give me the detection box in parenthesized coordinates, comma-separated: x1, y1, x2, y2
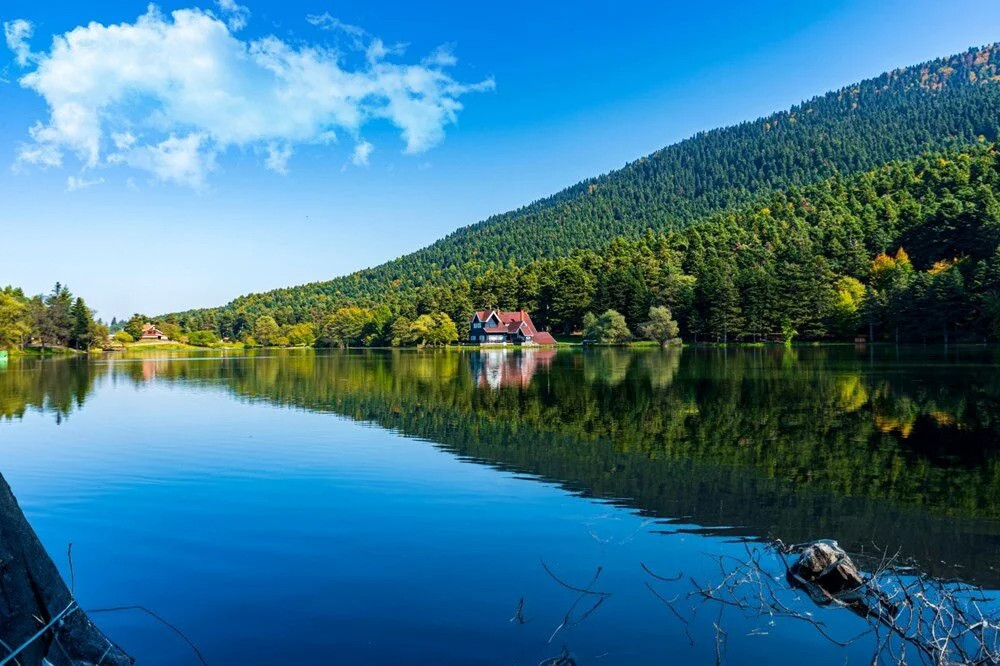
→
(539, 559, 611, 645)
(644, 539, 1000, 665)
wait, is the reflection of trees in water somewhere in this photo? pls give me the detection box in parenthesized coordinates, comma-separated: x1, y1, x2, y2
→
(192, 346, 1000, 582)
(0, 358, 107, 423)
(4, 347, 1000, 581)
(5, 349, 999, 514)
(99, 346, 1000, 519)
(583, 349, 638, 387)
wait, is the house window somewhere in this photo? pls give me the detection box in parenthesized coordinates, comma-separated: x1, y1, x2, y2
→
(473, 321, 481, 328)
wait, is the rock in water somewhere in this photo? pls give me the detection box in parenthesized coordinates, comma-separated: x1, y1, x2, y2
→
(0, 473, 133, 665)
(787, 539, 865, 608)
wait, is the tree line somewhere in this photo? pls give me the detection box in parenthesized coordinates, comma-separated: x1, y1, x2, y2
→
(162, 43, 1000, 331)
(151, 144, 1000, 345)
(0, 283, 107, 351)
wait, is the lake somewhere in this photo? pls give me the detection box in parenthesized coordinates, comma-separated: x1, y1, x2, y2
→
(1, 346, 998, 664)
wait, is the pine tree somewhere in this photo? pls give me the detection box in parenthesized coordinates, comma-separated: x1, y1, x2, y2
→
(70, 297, 92, 350)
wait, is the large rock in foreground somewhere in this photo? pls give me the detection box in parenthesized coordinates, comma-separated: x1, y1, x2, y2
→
(0, 474, 132, 665)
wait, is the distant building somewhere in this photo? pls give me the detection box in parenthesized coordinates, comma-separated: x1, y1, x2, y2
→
(140, 324, 169, 341)
(468, 309, 557, 345)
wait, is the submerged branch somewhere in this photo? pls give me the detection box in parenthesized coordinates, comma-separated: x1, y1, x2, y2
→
(646, 539, 1000, 665)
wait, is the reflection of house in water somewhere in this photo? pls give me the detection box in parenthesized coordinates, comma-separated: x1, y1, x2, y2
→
(471, 349, 557, 389)
(141, 358, 169, 381)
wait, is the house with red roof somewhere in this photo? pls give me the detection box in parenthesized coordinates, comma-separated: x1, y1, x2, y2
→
(139, 323, 169, 341)
(468, 309, 557, 345)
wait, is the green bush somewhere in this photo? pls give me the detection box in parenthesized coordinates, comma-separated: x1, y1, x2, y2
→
(188, 330, 218, 347)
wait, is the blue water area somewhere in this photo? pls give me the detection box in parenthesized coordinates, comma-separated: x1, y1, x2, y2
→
(0, 348, 998, 664)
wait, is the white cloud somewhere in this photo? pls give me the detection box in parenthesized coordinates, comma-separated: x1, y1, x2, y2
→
(423, 45, 457, 68)
(66, 175, 104, 192)
(265, 141, 292, 174)
(111, 131, 136, 151)
(366, 39, 389, 64)
(215, 0, 250, 32)
(116, 133, 217, 189)
(7, 5, 493, 188)
(4, 19, 33, 66)
(351, 140, 373, 166)
(306, 14, 406, 64)
(306, 13, 365, 39)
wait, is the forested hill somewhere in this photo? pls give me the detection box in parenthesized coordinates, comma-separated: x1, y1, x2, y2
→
(170, 43, 1000, 325)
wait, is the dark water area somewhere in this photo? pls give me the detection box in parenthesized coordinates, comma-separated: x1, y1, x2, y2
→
(0, 346, 998, 664)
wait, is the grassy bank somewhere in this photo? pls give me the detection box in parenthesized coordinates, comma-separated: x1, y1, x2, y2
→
(119, 340, 247, 352)
(14, 346, 81, 357)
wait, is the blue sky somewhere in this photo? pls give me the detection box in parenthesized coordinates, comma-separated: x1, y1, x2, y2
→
(2, 0, 1000, 320)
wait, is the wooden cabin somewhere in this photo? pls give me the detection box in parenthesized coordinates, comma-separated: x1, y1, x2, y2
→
(468, 310, 557, 345)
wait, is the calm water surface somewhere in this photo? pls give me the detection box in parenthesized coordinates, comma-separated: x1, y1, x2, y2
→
(1, 346, 998, 664)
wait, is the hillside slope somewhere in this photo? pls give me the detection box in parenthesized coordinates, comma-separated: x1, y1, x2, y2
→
(169, 44, 1000, 327)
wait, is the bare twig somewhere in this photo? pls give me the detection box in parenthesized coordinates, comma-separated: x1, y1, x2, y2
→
(663, 540, 1000, 666)
(539, 559, 611, 597)
(540, 561, 611, 644)
(87, 605, 208, 666)
(67, 542, 75, 596)
(510, 597, 528, 624)
(644, 581, 695, 646)
(640, 562, 682, 582)
(713, 606, 727, 666)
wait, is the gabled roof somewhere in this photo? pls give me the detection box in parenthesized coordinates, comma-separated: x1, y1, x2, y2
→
(532, 332, 557, 345)
(140, 323, 167, 338)
(471, 310, 539, 336)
